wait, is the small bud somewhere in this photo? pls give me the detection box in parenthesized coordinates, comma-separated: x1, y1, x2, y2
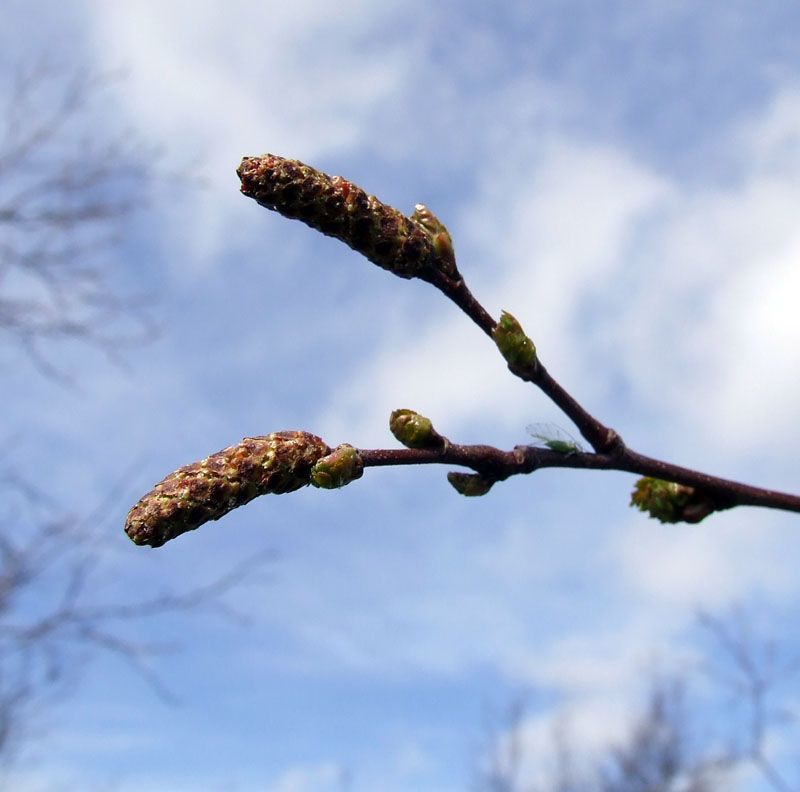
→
(447, 471, 494, 497)
(125, 431, 329, 548)
(412, 204, 457, 276)
(389, 408, 446, 449)
(310, 444, 364, 489)
(238, 154, 436, 279)
(630, 477, 716, 524)
(492, 311, 537, 370)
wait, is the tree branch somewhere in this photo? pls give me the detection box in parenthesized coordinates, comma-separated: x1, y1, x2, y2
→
(124, 152, 800, 548)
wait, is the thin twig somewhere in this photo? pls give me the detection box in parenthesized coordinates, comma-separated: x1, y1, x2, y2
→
(357, 443, 800, 516)
(205, 154, 789, 522)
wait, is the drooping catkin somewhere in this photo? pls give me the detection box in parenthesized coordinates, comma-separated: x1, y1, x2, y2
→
(125, 431, 329, 548)
(237, 154, 438, 279)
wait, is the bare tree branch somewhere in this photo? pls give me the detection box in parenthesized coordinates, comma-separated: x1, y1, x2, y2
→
(0, 57, 262, 776)
(0, 464, 275, 768)
(0, 59, 160, 378)
(698, 608, 800, 792)
(471, 608, 800, 792)
(121, 152, 800, 550)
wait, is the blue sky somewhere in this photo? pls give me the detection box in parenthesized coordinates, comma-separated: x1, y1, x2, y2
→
(3, 1, 800, 790)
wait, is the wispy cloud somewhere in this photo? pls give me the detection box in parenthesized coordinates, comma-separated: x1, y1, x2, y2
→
(5, 3, 800, 791)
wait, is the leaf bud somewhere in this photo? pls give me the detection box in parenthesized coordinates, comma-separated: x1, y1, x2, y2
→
(310, 444, 364, 489)
(492, 311, 537, 370)
(412, 204, 457, 276)
(447, 471, 494, 497)
(389, 408, 446, 449)
(630, 477, 716, 524)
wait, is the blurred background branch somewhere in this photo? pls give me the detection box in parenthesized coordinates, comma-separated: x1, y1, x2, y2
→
(0, 59, 159, 378)
(472, 608, 800, 792)
(0, 57, 264, 778)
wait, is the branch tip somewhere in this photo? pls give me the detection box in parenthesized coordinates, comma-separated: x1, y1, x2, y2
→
(389, 408, 447, 450)
(237, 153, 438, 280)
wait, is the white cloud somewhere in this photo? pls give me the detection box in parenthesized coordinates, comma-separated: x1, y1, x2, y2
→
(390, 740, 435, 778)
(8, 6, 800, 792)
(87, 0, 407, 163)
(316, 306, 518, 446)
(317, 137, 669, 445)
(319, 84, 800, 471)
(84, 1, 413, 275)
(267, 761, 345, 792)
(475, 694, 634, 792)
(736, 84, 800, 175)
(520, 634, 646, 694)
(614, 509, 800, 607)
(596, 91, 800, 460)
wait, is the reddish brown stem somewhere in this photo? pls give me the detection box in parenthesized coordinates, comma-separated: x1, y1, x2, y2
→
(525, 362, 623, 454)
(426, 270, 621, 454)
(236, 152, 799, 522)
(424, 269, 496, 336)
(405, 269, 799, 518)
(359, 445, 800, 516)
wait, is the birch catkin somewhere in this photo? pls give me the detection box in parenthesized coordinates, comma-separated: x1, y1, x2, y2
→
(125, 432, 330, 548)
(237, 154, 438, 279)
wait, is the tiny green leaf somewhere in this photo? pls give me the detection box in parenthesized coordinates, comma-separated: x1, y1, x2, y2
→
(630, 477, 716, 524)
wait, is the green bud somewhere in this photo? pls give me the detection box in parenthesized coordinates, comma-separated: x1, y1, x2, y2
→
(411, 204, 447, 236)
(412, 204, 457, 276)
(447, 471, 494, 497)
(310, 444, 364, 489)
(630, 477, 716, 524)
(492, 311, 537, 370)
(125, 431, 330, 548)
(389, 408, 445, 449)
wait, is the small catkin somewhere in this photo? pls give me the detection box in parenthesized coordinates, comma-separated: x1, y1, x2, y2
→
(125, 431, 330, 548)
(237, 154, 437, 279)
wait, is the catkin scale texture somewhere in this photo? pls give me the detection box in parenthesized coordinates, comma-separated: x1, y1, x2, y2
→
(237, 154, 435, 279)
(125, 431, 329, 548)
